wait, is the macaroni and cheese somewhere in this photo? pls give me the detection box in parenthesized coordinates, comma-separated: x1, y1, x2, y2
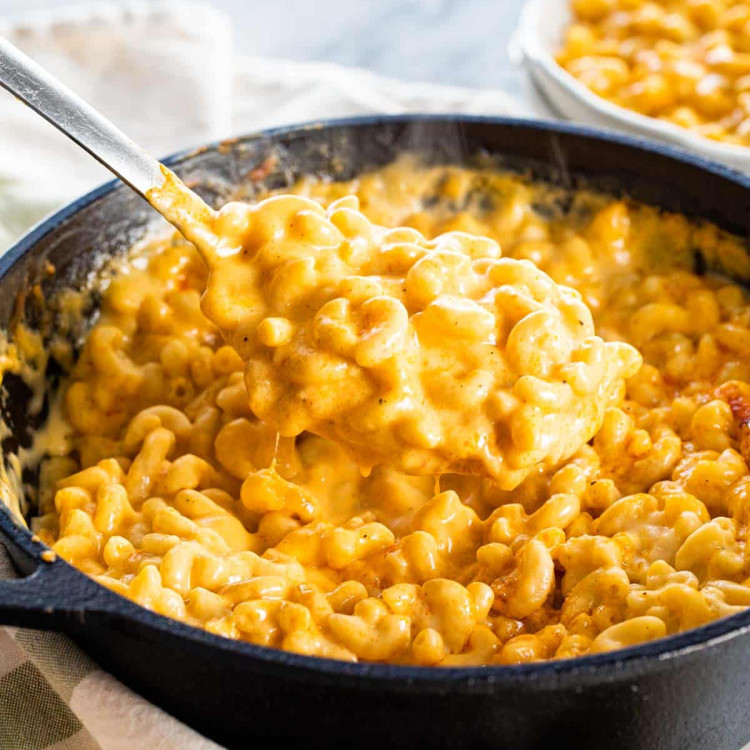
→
(148, 167, 639, 485)
(558, 0, 750, 146)
(27, 158, 750, 666)
(203, 194, 638, 485)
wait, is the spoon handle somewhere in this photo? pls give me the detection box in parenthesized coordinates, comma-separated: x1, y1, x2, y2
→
(0, 37, 164, 197)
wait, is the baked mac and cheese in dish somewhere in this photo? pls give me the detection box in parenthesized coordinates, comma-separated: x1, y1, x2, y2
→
(22, 157, 750, 666)
(558, 0, 750, 146)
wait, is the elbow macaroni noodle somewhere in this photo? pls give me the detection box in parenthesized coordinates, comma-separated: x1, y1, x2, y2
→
(26, 157, 750, 665)
(558, 0, 750, 146)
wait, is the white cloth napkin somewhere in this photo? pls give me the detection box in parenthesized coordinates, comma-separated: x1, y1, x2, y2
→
(0, 2, 528, 748)
(0, 0, 529, 250)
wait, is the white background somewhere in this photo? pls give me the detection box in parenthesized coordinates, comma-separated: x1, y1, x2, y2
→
(0, 0, 527, 92)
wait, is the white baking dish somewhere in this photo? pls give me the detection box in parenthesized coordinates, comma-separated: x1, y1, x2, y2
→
(517, 0, 750, 173)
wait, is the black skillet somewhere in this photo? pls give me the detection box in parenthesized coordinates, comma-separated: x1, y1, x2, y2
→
(1, 116, 749, 750)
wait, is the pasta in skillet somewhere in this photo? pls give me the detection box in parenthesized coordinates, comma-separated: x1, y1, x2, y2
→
(28, 158, 750, 665)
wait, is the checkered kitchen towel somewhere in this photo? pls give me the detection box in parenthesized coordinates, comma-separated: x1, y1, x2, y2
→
(0, 2, 527, 747)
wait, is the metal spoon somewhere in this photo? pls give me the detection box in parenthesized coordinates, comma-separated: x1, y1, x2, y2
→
(0, 37, 217, 250)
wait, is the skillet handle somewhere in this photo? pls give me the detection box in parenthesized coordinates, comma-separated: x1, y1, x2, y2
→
(0, 555, 102, 630)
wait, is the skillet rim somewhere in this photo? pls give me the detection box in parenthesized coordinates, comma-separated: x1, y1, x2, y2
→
(3, 113, 750, 687)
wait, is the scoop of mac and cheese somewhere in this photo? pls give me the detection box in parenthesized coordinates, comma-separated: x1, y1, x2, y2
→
(198, 194, 639, 487)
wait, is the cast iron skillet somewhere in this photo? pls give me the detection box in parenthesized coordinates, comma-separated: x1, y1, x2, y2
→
(0, 116, 749, 750)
